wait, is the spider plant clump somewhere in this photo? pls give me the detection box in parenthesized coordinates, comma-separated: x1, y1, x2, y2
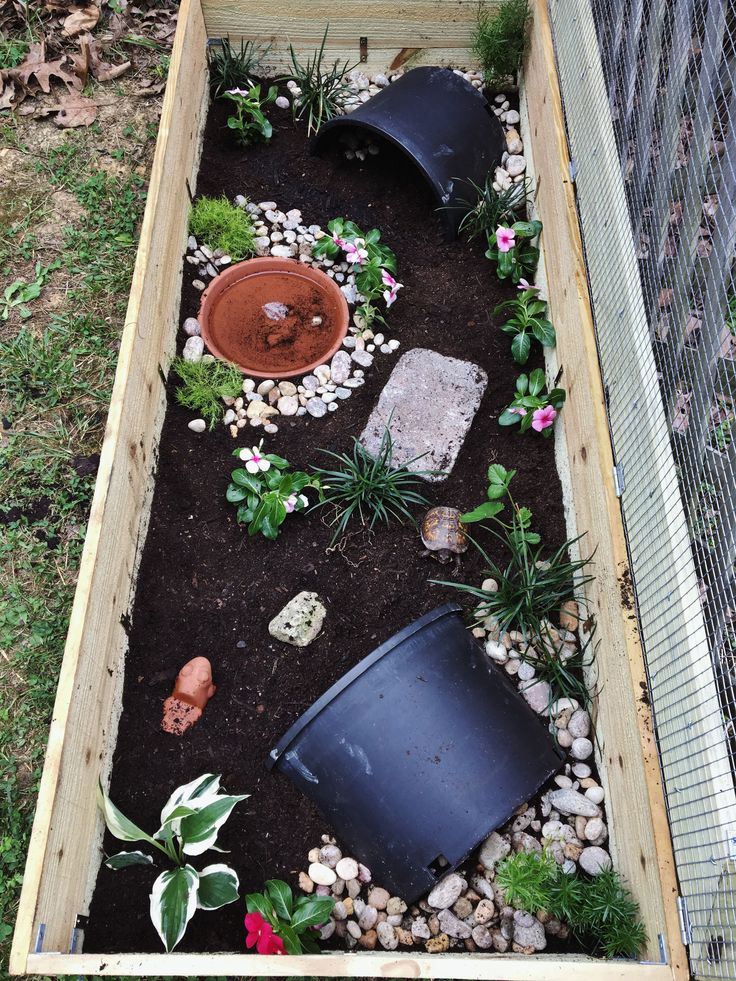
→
(472, 0, 531, 87)
(457, 173, 533, 241)
(311, 425, 431, 543)
(288, 26, 355, 135)
(172, 357, 243, 429)
(496, 852, 647, 959)
(207, 36, 270, 98)
(189, 195, 257, 260)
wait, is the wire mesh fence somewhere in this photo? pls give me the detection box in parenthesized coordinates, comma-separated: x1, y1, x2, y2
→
(548, 0, 736, 976)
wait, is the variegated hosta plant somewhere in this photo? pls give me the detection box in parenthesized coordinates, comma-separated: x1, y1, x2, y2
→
(97, 773, 247, 951)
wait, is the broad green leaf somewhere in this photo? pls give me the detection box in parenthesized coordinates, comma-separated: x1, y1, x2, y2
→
(516, 373, 529, 395)
(511, 331, 531, 364)
(520, 411, 534, 432)
(226, 485, 247, 503)
(150, 865, 199, 952)
(226, 117, 241, 130)
(97, 780, 156, 845)
(266, 879, 293, 921)
(262, 120, 273, 140)
(528, 368, 546, 396)
(531, 318, 556, 347)
(460, 501, 505, 523)
(290, 895, 335, 932)
(104, 850, 154, 870)
(160, 774, 221, 826)
(498, 408, 522, 426)
(196, 864, 240, 910)
(230, 469, 262, 492)
(497, 250, 513, 279)
(517, 506, 534, 528)
(246, 891, 275, 920)
(180, 793, 248, 856)
(277, 922, 303, 954)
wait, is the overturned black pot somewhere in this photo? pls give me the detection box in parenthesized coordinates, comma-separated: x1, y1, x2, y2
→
(268, 604, 563, 902)
(314, 67, 505, 240)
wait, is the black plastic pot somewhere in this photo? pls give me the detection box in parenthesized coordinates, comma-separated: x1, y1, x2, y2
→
(314, 67, 505, 240)
(268, 604, 563, 902)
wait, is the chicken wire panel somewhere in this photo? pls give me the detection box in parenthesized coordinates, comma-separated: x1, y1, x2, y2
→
(548, 0, 736, 977)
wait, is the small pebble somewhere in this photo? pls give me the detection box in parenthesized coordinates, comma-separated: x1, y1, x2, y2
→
(187, 418, 206, 433)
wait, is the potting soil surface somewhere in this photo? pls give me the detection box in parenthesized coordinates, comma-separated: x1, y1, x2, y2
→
(85, 94, 568, 953)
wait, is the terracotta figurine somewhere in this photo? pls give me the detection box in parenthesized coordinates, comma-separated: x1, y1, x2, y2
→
(161, 656, 216, 736)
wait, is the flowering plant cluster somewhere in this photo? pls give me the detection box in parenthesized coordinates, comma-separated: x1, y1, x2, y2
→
(499, 367, 566, 437)
(223, 84, 278, 145)
(226, 442, 321, 539)
(313, 218, 402, 327)
(495, 286, 556, 365)
(486, 219, 542, 283)
(245, 878, 334, 954)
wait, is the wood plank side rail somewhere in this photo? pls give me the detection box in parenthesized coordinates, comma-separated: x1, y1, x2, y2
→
(524, 3, 687, 978)
(9, 0, 209, 970)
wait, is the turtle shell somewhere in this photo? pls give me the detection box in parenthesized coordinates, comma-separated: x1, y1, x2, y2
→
(420, 506, 468, 554)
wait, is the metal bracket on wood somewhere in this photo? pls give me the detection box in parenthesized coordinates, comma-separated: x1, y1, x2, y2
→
(34, 922, 45, 953)
(359, 37, 368, 62)
(613, 463, 625, 497)
(677, 896, 693, 946)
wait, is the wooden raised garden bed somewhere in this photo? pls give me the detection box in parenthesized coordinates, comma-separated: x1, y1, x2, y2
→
(10, 1, 688, 977)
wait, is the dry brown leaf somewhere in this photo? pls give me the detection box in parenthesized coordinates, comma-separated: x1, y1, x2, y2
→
(7, 40, 82, 95)
(62, 5, 100, 37)
(51, 93, 98, 127)
(0, 78, 16, 111)
(136, 81, 165, 97)
(79, 33, 131, 82)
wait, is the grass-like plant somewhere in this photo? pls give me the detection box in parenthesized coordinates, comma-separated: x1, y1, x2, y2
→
(288, 26, 355, 135)
(311, 425, 431, 543)
(172, 356, 243, 429)
(207, 36, 270, 98)
(457, 174, 533, 241)
(472, 0, 531, 87)
(189, 195, 257, 260)
(496, 852, 647, 959)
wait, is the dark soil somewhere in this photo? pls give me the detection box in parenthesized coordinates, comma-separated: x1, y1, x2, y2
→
(84, 94, 566, 954)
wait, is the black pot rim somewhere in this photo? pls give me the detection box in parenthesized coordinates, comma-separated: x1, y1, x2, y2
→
(266, 602, 462, 769)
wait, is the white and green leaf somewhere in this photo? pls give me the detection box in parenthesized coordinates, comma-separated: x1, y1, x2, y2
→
(180, 793, 249, 856)
(196, 864, 240, 910)
(104, 850, 154, 870)
(149, 865, 199, 952)
(97, 780, 156, 845)
(159, 773, 222, 826)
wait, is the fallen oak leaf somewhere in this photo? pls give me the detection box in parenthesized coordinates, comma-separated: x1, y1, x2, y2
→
(63, 4, 100, 37)
(0, 78, 18, 111)
(51, 93, 98, 127)
(7, 40, 83, 95)
(78, 33, 131, 82)
(135, 81, 165, 97)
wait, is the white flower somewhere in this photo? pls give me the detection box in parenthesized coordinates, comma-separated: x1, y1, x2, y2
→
(239, 442, 271, 474)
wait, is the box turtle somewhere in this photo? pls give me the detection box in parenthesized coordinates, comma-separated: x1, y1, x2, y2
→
(420, 506, 468, 566)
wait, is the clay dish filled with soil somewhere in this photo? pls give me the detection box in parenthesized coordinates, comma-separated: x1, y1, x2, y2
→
(198, 257, 349, 378)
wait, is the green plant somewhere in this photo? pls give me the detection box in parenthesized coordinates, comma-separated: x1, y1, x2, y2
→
(207, 36, 270, 98)
(172, 357, 244, 429)
(496, 853, 647, 959)
(227, 443, 321, 540)
(288, 26, 355, 135)
(222, 83, 278, 144)
(438, 465, 593, 632)
(98, 773, 246, 951)
(1, 259, 60, 320)
(472, 0, 531, 86)
(457, 173, 533, 240)
(495, 286, 555, 364)
(189, 195, 257, 260)
(245, 879, 334, 954)
(486, 220, 542, 284)
(312, 218, 401, 326)
(0, 36, 29, 70)
(499, 367, 566, 435)
(726, 292, 736, 336)
(311, 425, 431, 543)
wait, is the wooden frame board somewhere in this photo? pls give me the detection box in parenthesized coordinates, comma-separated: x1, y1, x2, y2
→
(10, 1, 686, 977)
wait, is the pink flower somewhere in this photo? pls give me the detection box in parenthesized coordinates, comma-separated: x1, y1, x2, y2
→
(244, 912, 286, 955)
(331, 230, 347, 249)
(532, 406, 557, 431)
(226, 87, 250, 97)
(285, 493, 308, 513)
(495, 226, 516, 253)
(381, 268, 403, 307)
(517, 278, 539, 292)
(345, 237, 369, 266)
(239, 442, 271, 474)
(509, 406, 527, 416)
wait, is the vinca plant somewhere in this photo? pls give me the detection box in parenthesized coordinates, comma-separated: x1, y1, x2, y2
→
(486, 219, 542, 284)
(313, 218, 402, 329)
(227, 442, 321, 540)
(245, 878, 335, 954)
(98, 773, 246, 952)
(499, 367, 566, 435)
(222, 84, 278, 144)
(495, 286, 556, 364)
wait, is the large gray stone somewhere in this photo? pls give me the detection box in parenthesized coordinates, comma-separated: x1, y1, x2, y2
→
(359, 348, 487, 482)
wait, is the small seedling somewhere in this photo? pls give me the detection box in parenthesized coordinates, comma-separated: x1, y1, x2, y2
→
(189, 195, 257, 260)
(1, 259, 60, 321)
(222, 83, 278, 144)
